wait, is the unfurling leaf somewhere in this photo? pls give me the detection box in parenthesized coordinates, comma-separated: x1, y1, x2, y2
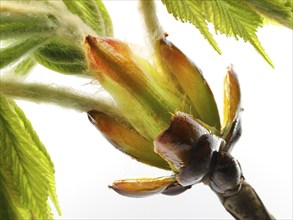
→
(62, 0, 113, 37)
(0, 4, 58, 39)
(0, 96, 61, 219)
(0, 0, 113, 75)
(110, 176, 175, 197)
(34, 39, 87, 74)
(244, 0, 293, 28)
(0, 35, 50, 69)
(85, 35, 173, 140)
(221, 66, 241, 148)
(159, 37, 221, 130)
(88, 111, 169, 170)
(3, 57, 36, 77)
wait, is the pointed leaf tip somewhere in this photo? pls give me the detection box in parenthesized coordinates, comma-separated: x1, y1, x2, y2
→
(110, 176, 175, 197)
(62, 0, 113, 37)
(85, 35, 172, 140)
(159, 37, 221, 130)
(88, 111, 170, 170)
(222, 66, 241, 143)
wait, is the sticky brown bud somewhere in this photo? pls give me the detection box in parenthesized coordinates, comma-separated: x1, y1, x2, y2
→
(210, 151, 243, 197)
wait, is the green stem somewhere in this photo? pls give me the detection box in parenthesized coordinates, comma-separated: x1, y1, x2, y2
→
(139, 0, 182, 93)
(139, 0, 164, 42)
(0, 78, 123, 120)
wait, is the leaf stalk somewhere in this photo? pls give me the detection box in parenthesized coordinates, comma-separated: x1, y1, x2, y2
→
(0, 78, 123, 120)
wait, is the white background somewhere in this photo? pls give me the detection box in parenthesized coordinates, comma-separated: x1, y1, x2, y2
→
(14, 1, 292, 219)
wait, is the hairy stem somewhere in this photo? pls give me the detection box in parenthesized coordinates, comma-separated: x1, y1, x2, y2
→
(139, 0, 164, 42)
(0, 78, 123, 120)
(215, 181, 274, 220)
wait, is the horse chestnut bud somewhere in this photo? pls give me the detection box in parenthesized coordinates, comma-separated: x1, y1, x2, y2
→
(176, 134, 223, 186)
(210, 151, 243, 197)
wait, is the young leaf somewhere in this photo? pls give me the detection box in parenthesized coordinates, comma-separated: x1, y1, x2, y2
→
(0, 35, 50, 69)
(244, 0, 293, 28)
(0, 163, 31, 219)
(0, 0, 113, 75)
(0, 96, 61, 219)
(62, 0, 113, 37)
(85, 36, 172, 140)
(221, 66, 242, 153)
(33, 39, 87, 74)
(3, 57, 36, 78)
(88, 111, 170, 170)
(159, 37, 221, 130)
(110, 176, 176, 197)
(160, 0, 284, 66)
(198, 0, 274, 67)
(161, 0, 221, 54)
(0, 4, 58, 39)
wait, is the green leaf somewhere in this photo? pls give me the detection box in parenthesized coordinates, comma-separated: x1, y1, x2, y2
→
(0, 35, 51, 69)
(244, 0, 293, 28)
(161, 0, 280, 66)
(0, 96, 61, 219)
(159, 37, 221, 130)
(0, 4, 58, 39)
(110, 176, 176, 197)
(85, 35, 172, 140)
(198, 0, 273, 67)
(62, 0, 113, 37)
(161, 0, 221, 54)
(5, 57, 36, 77)
(88, 111, 170, 170)
(0, 165, 31, 219)
(33, 39, 87, 74)
(1, 0, 113, 75)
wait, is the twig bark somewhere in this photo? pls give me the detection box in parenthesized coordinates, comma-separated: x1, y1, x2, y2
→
(215, 181, 275, 220)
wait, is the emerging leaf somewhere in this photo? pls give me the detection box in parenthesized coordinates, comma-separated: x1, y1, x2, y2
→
(0, 0, 113, 75)
(85, 35, 173, 140)
(0, 35, 50, 69)
(110, 176, 176, 197)
(3, 57, 36, 77)
(244, 0, 293, 28)
(222, 66, 241, 142)
(34, 39, 87, 74)
(62, 0, 113, 37)
(159, 37, 221, 130)
(88, 111, 170, 170)
(0, 4, 58, 39)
